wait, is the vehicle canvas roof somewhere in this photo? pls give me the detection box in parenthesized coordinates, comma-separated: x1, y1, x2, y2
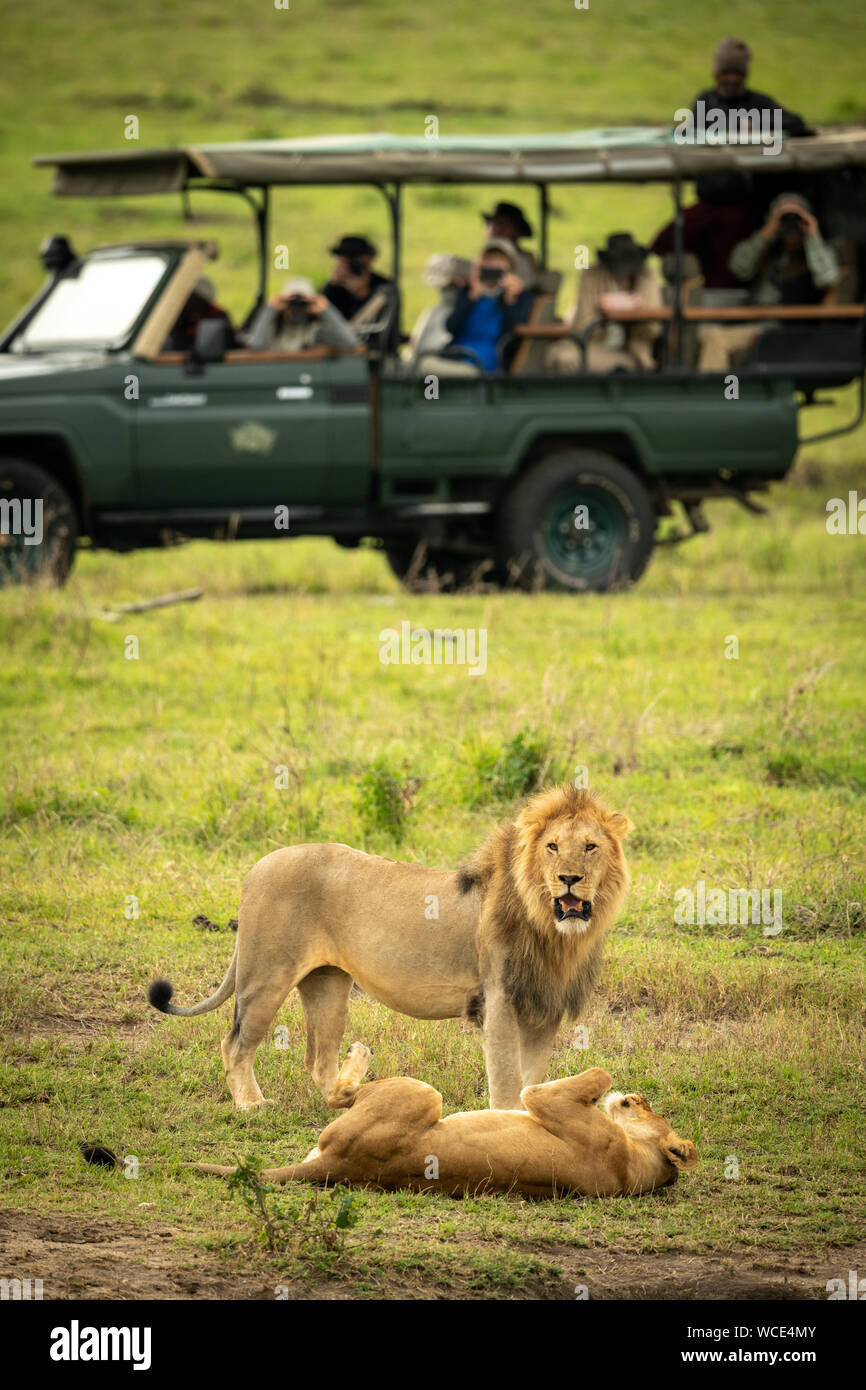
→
(34, 127, 866, 195)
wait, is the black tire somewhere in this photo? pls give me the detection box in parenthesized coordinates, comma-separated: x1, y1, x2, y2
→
(497, 448, 655, 593)
(384, 541, 500, 593)
(0, 458, 78, 587)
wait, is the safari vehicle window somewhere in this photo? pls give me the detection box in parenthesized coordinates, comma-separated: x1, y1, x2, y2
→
(11, 249, 171, 353)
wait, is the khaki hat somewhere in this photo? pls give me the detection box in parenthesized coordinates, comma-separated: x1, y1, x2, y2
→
(422, 253, 473, 288)
(193, 275, 216, 303)
(480, 238, 519, 268)
(769, 191, 813, 216)
(281, 276, 315, 297)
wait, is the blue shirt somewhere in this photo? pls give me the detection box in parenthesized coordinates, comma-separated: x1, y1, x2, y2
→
(452, 295, 505, 372)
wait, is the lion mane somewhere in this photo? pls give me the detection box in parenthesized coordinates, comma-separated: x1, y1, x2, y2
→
(458, 785, 631, 1028)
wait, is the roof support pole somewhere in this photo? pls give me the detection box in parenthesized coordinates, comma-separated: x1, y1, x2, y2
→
(191, 182, 271, 325)
(671, 176, 684, 368)
(536, 183, 550, 269)
(255, 185, 270, 311)
(376, 182, 402, 338)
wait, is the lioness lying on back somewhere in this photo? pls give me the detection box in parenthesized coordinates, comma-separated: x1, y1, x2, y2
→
(191, 1044, 698, 1198)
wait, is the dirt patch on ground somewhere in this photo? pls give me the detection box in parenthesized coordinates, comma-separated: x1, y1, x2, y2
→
(2, 1208, 863, 1302)
(10, 1014, 150, 1043)
(0, 1209, 274, 1301)
(540, 1239, 866, 1300)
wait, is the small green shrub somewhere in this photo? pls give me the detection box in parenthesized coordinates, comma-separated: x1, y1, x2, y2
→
(467, 726, 549, 806)
(356, 757, 419, 841)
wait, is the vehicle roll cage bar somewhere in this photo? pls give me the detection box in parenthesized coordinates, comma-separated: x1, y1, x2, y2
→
(179, 178, 408, 328)
(183, 170, 864, 368)
(178, 172, 672, 341)
(27, 133, 866, 443)
(33, 128, 866, 347)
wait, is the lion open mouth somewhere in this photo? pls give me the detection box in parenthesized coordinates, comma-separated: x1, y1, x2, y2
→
(553, 893, 592, 923)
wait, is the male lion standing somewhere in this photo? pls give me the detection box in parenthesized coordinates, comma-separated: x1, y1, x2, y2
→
(149, 786, 632, 1110)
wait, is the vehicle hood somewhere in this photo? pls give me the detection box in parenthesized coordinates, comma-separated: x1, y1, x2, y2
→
(0, 350, 115, 388)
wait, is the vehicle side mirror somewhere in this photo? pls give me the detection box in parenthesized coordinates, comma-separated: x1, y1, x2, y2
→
(40, 235, 76, 274)
(192, 317, 232, 364)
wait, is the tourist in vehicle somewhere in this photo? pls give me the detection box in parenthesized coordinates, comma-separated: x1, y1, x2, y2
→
(321, 235, 392, 318)
(690, 37, 813, 138)
(163, 276, 236, 352)
(697, 192, 840, 370)
(406, 254, 473, 363)
(546, 233, 662, 374)
(320, 234, 397, 349)
(416, 240, 532, 376)
(481, 201, 537, 288)
(650, 173, 760, 294)
(245, 276, 359, 352)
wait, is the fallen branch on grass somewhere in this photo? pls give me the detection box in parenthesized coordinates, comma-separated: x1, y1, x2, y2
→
(92, 588, 203, 621)
(111, 588, 203, 614)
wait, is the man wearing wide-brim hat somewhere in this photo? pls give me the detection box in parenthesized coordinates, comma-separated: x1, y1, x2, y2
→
(321, 234, 398, 350)
(547, 233, 662, 375)
(481, 201, 538, 290)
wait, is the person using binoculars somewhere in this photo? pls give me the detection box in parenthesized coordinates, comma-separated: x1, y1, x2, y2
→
(698, 192, 840, 371)
(245, 275, 359, 353)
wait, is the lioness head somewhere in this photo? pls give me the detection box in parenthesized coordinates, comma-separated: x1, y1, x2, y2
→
(605, 1091, 699, 1177)
(513, 787, 632, 937)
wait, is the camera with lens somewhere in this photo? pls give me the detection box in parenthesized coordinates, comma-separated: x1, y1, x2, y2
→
(347, 257, 367, 276)
(479, 265, 505, 286)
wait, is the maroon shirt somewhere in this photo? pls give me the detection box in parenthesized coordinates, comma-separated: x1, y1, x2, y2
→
(651, 201, 760, 289)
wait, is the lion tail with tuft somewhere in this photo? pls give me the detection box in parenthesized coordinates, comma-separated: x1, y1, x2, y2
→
(148, 942, 238, 1017)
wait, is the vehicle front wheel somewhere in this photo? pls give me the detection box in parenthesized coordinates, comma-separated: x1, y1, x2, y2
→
(0, 458, 78, 587)
(496, 448, 655, 592)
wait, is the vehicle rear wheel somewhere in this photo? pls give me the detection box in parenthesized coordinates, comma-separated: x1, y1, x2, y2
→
(497, 448, 655, 592)
(384, 541, 500, 593)
(0, 458, 78, 587)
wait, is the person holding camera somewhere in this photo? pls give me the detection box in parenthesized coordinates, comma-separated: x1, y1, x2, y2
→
(480, 201, 538, 290)
(245, 276, 359, 353)
(697, 192, 840, 370)
(416, 240, 532, 376)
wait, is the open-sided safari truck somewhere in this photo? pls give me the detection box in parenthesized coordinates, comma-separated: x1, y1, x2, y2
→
(1, 128, 865, 590)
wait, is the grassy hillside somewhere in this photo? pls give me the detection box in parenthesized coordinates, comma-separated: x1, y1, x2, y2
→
(2, 0, 866, 329)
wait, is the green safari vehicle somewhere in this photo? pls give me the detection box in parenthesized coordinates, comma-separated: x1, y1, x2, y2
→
(1, 128, 864, 591)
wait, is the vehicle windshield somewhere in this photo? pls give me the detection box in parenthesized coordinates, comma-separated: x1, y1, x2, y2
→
(11, 249, 171, 352)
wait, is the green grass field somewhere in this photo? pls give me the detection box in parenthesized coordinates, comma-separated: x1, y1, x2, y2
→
(1, 441, 865, 1297)
(1, 0, 865, 1301)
